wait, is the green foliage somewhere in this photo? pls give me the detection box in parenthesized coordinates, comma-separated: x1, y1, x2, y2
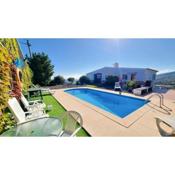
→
(0, 111, 16, 134)
(28, 52, 54, 86)
(22, 61, 33, 92)
(79, 76, 91, 85)
(67, 77, 75, 84)
(105, 75, 119, 86)
(127, 80, 137, 89)
(50, 75, 65, 85)
(0, 39, 15, 114)
(0, 38, 31, 134)
(76, 80, 80, 85)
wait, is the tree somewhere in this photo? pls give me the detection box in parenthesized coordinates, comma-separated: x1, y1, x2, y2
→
(79, 76, 91, 85)
(51, 75, 65, 85)
(67, 77, 75, 84)
(76, 81, 80, 85)
(105, 75, 119, 87)
(27, 52, 54, 86)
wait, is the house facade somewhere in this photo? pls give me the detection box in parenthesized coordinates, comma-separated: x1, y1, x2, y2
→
(86, 63, 158, 84)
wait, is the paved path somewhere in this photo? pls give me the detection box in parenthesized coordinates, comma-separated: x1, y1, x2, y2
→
(162, 90, 175, 101)
(53, 88, 175, 136)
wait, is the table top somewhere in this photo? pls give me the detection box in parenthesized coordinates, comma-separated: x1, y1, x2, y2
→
(1, 117, 63, 136)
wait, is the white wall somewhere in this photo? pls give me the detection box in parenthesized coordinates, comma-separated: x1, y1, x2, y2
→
(87, 67, 120, 81)
(145, 69, 157, 81)
(119, 68, 146, 81)
(87, 67, 157, 82)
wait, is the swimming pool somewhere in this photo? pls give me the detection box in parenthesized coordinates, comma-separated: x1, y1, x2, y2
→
(65, 88, 149, 118)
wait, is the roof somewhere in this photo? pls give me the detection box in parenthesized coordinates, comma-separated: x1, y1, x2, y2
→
(146, 68, 158, 72)
(87, 66, 158, 74)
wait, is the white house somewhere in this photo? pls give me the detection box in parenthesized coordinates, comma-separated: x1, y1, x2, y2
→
(86, 63, 158, 84)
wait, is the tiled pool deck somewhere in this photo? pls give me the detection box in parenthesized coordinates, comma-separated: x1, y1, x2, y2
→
(53, 87, 175, 136)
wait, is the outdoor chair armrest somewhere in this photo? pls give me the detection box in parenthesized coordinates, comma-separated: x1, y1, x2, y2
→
(27, 103, 40, 108)
(25, 108, 46, 115)
(29, 99, 43, 104)
(155, 116, 175, 129)
(24, 111, 33, 119)
(24, 111, 33, 115)
(155, 116, 175, 136)
(71, 127, 81, 137)
(58, 130, 64, 137)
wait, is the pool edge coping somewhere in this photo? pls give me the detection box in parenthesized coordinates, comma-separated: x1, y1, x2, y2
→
(61, 87, 151, 128)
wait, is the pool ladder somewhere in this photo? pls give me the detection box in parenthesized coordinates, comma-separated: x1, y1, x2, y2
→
(147, 93, 172, 114)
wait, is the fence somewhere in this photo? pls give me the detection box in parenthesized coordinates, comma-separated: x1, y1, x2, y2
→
(43, 84, 86, 90)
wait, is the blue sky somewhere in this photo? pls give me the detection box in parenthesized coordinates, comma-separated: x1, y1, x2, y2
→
(18, 39, 175, 79)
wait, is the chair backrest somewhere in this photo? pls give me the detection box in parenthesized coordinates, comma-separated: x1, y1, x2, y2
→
(8, 98, 26, 123)
(61, 111, 83, 134)
(115, 82, 121, 88)
(20, 94, 29, 108)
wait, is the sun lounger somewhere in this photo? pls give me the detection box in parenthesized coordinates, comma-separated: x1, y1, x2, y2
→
(8, 97, 48, 124)
(20, 94, 46, 111)
(155, 116, 175, 136)
(133, 86, 152, 95)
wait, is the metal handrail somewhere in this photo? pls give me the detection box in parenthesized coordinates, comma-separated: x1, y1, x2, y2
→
(147, 93, 162, 108)
(147, 93, 172, 114)
(159, 93, 172, 111)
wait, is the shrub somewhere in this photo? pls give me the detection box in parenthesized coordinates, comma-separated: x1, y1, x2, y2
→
(105, 75, 119, 87)
(0, 39, 20, 114)
(67, 77, 75, 84)
(51, 75, 65, 85)
(22, 61, 33, 92)
(0, 111, 16, 134)
(127, 80, 138, 89)
(0, 39, 32, 134)
(79, 76, 91, 85)
(76, 81, 80, 85)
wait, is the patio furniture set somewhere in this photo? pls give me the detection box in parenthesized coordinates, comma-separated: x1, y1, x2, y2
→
(2, 92, 83, 137)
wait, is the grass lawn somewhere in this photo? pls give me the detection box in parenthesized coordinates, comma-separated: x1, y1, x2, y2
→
(30, 93, 90, 137)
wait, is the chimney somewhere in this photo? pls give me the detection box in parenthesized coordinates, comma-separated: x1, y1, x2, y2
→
(113, 62, 119, 68)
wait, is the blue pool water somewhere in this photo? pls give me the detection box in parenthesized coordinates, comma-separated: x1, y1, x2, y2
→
(65, 88, 149, 118)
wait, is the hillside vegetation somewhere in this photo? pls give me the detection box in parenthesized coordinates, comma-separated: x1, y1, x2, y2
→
(155, 71, 175, 86)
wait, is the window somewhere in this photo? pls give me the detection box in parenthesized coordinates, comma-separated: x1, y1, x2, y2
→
(122, 74, 127, 80)
(94, 73, 102, 83)
(96, 73, 102, 79)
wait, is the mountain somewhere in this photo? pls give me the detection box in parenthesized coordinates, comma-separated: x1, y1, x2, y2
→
(155, 71, 175, 85)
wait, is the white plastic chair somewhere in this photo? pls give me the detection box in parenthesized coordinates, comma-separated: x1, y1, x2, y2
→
(8, 98, 48, 124)
(20, 94, 46, 111)
(59, 111, 83, 137)
(114, 82, 122, 94)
